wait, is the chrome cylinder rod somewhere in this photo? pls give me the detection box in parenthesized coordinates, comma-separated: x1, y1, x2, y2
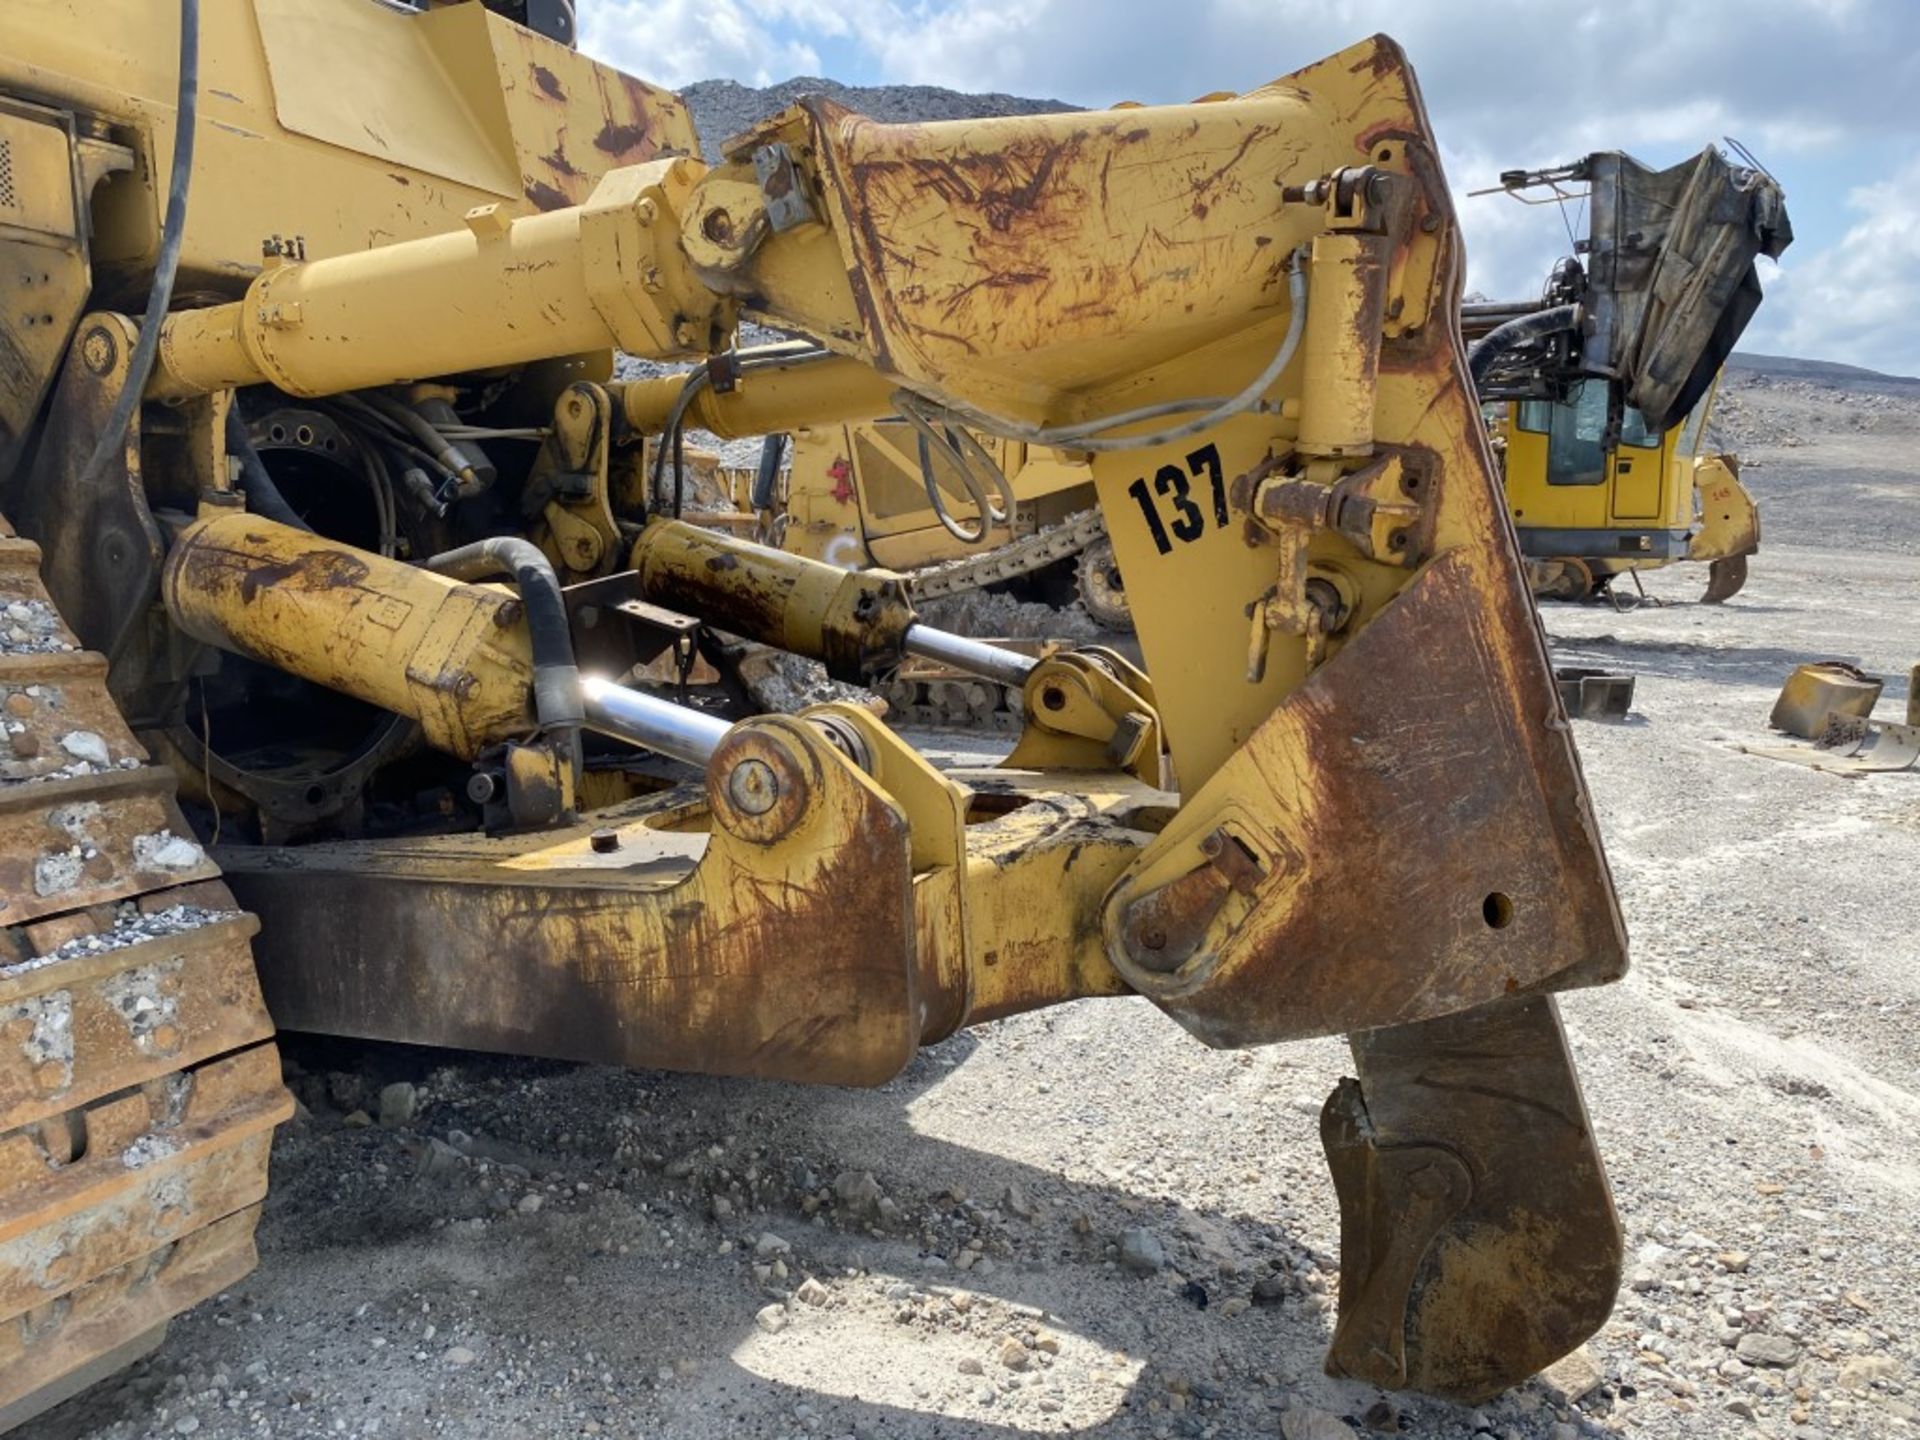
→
(582, 677, 732, 766)
(901, 625, 1040, 690)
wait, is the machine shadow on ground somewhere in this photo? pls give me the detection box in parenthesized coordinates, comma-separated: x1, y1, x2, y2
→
(28, 1030, 1609, 1440)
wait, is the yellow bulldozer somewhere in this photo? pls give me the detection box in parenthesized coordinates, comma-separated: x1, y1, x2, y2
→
(734, 421, 1132, 628)
(0, 0, 1788, 1424)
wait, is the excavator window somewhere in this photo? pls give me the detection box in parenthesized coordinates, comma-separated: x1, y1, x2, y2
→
(1520, 381, 1608, 486)
(1519, 380, 1658, 485)
(1619, 404, 1661, 449)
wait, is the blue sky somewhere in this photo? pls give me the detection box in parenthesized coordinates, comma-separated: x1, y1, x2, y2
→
(583, 0, 1920, 376)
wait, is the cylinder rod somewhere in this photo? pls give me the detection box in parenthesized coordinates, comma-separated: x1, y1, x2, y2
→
(902, 625, 1039, 690)
(582, 677, 731, 766)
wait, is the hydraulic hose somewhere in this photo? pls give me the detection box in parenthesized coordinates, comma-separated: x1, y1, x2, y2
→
(749, 433, 787, 512)
(223, 407, 312, 532)
(426, 538, 584, 762)
(648, 342, 835, 517)
(898, 405, 1017, 546)
(80, 0, 198, 486)
(1467, 304, 1581, 391)
(362, 392, 490, 499)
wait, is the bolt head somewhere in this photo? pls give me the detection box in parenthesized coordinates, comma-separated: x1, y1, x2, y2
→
(80, 326, 118, 375)
(726, 757, 780, 816)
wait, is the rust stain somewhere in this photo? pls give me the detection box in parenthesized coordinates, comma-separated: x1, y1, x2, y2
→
(1187, 125, 1273, 220)
(594, 118, 652, 156)
(888, 141, 1069, 235)
(524, 180, 570, 212)
(231, 549, 372, 605)
(531, 64, 567, 102)
(541, 142, 583, 179)
(1348, 35, 1405, 82)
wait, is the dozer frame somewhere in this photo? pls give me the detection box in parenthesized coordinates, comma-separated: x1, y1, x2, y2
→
(2, 1, 1636, 1420)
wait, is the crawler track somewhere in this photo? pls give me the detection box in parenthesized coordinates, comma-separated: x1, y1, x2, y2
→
(0, 520, 289, 1431)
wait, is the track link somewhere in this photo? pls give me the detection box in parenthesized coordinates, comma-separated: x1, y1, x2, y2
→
(906, 508, 1109, 602)
(0, 521, 290, 1431)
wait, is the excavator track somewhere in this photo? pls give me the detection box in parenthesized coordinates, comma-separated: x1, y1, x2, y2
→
(0, 519, 290, 1432)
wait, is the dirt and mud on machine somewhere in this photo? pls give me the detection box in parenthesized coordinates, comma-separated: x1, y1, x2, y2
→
(0, 0, 1761, 1423)
(1467, 149, 1791, 603)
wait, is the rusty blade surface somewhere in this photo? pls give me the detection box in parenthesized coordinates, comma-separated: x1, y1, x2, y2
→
(224, 724, 923, 1087)
(1701, 554, 1748, 604)
(1324, 995, 1621, 1401)
(1111, 550, 1627, 1046)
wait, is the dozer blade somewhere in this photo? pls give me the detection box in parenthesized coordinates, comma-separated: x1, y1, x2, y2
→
(1323, 995, 1620, 1402)
(1701, 553, 1748, 603)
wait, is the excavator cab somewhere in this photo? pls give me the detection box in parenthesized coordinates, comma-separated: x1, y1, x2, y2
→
(1497, 378, 1731, 597)
(1494, 372, 1760, 601)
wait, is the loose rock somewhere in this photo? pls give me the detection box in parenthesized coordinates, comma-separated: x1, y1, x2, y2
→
(833, 1170, 882, 1216)
(1540, 1343, 1605, 1403)
(754, 1303, 789, 1335)
(378, 1081, 418, 1128)
(1118, 1226, 1166, 1274)
(1735, 1332, 1801, 1368)
(1280, 1406, 1354, 1440)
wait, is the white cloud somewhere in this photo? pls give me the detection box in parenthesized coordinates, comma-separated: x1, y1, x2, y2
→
(580, 0, 1920, 372)
(1745, 159, 1920, 374)
(579, 0, 824, 87)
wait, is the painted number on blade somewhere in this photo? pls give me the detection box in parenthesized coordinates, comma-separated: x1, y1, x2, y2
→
(1126, 444, 1227, 555)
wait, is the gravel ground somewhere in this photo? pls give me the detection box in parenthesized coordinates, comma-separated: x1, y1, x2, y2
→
(23, 377, 1920, 1439)
(678, 79, 1073, 166)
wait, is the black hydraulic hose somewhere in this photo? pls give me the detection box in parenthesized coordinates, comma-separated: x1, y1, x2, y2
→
(425, 538, 584, 761)
(362, 392, 488, 498)
(646, 344, 831, 518)
(1466, 304, 1581, 391)
(749, 432, 787, 512)
(223, 407, 311, 532)
(80, 0, 199, 487)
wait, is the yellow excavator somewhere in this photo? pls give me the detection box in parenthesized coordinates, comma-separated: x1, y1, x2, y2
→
(1487, 380, 1760, 603)
(1467, 152, 1789, 603)
(0, 1, 1784, 1424)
